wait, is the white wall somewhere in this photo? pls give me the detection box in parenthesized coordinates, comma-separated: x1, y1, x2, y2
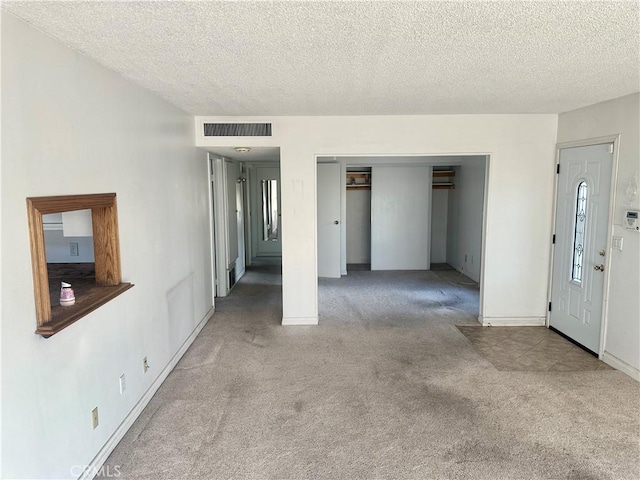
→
(1, 14, 213, 479)
(430, 189, 448, 264)
(197, 114, 558, 325)
(346, 190, 371, 264)
(446, 158, 487, 282)
(44, 230, 95, 264)
(557, 93, 640, 378)
(371, 165, 432, 270)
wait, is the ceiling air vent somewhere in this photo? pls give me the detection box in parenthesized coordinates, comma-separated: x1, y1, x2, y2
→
(203, 123, 272, 137)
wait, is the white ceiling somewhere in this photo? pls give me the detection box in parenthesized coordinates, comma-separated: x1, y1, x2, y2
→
(4, 1, 639, 116)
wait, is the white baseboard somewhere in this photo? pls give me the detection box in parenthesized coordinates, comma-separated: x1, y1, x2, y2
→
(79, 307, 215, 480)
(479, 316, 546, 327)
(454, 266, 479, 283)
(602, 351, 640, 382)
(282, 316, 318, 326)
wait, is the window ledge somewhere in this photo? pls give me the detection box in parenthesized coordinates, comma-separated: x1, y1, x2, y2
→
(36, 283, 133, 338)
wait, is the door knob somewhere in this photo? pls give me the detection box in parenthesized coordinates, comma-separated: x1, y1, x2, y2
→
(334, 220, 339, 225)
(594, 264, 605, 271)
(599, 249, 606, 257)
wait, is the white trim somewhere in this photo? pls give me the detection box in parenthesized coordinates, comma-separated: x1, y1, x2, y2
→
(282, 316, 319, 326)
(453, 266, 480, 283)
(207, 154, 217, 303)
(236, 266, 246, 281)
(480, 316, 546, 327)
(602, 351, 640, 382)
(78, 307, 215, 480)
(478, 155, 490, 318)
(212, 156, 230, 296)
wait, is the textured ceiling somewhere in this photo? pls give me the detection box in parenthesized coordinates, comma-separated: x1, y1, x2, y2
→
(4, 1, 639, 115)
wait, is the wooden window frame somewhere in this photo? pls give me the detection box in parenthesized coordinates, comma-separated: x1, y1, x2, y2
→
(26, 193, 133, 337)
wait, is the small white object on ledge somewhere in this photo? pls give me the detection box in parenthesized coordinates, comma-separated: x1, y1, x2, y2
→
(60, 282, 76, 306)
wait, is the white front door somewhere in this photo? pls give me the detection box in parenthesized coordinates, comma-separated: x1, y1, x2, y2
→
(317, 163, 341, 278)
(550, 142, 613, 353)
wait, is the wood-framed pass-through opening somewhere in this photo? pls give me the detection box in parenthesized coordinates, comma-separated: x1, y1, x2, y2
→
(26, 193, 133, 337)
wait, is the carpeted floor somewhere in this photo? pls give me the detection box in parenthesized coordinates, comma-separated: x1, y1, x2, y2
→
(104, 265, 640, 480)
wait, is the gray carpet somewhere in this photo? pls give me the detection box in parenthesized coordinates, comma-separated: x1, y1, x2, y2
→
(104, 266, 640, 480)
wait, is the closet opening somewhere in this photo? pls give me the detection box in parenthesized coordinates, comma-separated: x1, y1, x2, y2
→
(346, 167, 372, 272)
(317, 155, 488, 327)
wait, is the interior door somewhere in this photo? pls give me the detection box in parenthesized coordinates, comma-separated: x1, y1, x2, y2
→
(252, 166, 281, 256)
(317, 163, 341, 278)
(550, 143, 613, 353)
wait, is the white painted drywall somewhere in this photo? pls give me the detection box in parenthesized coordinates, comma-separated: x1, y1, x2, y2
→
(430, 189, 448, 264)
(2, 14, 213, 479)
(371, 165, 432, 270)
(557, 93, 640, 376)
(44, 230, 95, 263)
(62, 210, 93, 237)
(197, 111, 558, 326)
(446, 168, 460, 274)
(346, 189, 371, 264)
(446, 158, 487, 282)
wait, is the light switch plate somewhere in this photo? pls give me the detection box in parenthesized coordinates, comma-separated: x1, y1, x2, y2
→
(612, 236, 623, 251)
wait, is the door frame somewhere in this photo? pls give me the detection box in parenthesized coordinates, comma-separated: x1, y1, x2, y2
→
(547, 135, 620, 357)
(316, 153, 490, 324)
(207, 153, 218, 304)
(249, 163, 282, 259)
(209, 154, 236, 297)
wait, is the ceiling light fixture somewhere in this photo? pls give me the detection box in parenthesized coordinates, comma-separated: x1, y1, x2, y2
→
(234, 147, 251, 154)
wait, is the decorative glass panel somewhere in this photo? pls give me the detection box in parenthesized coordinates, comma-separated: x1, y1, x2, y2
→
(571, 182, 588, 283)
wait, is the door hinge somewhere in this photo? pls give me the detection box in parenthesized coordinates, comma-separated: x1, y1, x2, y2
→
(548, 302, 552, 312)
(552, 234, 556, 244)
(556, 164, 560, 174)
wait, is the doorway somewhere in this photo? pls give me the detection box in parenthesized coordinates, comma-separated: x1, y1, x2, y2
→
(346, 167, 372, 271)
(549, 141, 615, 355)
(317, 155, 488, 324)
(249, 164, 282, 261)
(206, 148, 282, 299)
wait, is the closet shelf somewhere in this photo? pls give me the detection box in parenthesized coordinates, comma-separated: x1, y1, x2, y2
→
(433, 169, 455, 189)
(346, 171, 371, 190)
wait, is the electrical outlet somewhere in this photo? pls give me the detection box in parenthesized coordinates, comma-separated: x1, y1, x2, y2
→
(119, 374, 126, 394)
(143, 357, 149, 373)
(91, 407, 99, 429)
(70, 242, 79, 256)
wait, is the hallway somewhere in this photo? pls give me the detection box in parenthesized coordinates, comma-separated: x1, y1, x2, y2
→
(104, 267, 639, 479)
